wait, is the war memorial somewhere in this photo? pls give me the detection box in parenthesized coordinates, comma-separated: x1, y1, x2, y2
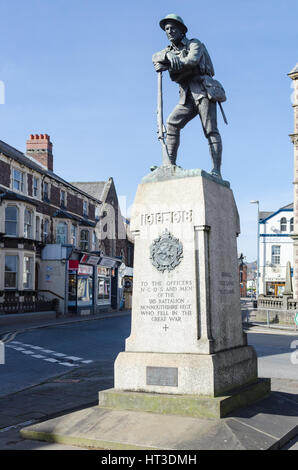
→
(20, 15, 298, 451)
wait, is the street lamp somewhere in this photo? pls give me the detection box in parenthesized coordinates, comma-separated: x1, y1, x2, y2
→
(250, 200, 260, 298)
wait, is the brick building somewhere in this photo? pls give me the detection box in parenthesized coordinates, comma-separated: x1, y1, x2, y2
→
(0, 135, 133, 315)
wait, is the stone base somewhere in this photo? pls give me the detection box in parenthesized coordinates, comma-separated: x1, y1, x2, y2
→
(99, 378, 271, 419)
(115, 345, 258, 397)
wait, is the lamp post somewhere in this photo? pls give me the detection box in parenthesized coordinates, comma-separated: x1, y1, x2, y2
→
(250, 200, 260, 298)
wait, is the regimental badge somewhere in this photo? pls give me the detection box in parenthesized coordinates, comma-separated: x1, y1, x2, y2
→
(150, 229, 183, 272)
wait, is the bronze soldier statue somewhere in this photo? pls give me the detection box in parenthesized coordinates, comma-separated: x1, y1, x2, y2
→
(152, 14, 227, 178)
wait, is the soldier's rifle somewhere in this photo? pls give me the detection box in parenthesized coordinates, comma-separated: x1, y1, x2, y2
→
(157, 72, 172, 166)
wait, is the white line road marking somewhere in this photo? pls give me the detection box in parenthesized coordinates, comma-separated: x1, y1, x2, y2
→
(5, 340, 94, 367)
(59, 362, 79, 367)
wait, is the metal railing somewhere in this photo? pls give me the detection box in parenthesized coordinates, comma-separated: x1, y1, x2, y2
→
(241, 306, 298, 331)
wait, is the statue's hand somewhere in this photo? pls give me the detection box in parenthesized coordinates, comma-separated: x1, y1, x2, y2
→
(153, 62, 168, 72)
(166, 52, 182, 71)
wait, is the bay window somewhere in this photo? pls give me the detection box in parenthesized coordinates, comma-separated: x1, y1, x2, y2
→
(5, 206, 18, 236)
(56, 222, 68, 244)
(23, 256, 33, 289)
(5, 255, 18, 289)
(24, 209, 33, 238)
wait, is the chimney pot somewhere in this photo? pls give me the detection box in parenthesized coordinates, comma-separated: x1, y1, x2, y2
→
(26, 133, 53, 171)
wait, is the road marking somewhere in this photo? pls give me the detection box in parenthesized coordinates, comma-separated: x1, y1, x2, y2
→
(6, 341, 94, 368)
(60, 362, 78, 367)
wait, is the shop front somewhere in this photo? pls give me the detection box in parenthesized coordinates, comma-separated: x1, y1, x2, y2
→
(68, 261, 94, 314)
(67, 254, 120, 315)
(266, 281, 285, 297)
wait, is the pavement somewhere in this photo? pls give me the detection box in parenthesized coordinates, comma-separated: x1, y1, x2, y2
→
(0, 311, 298, 450)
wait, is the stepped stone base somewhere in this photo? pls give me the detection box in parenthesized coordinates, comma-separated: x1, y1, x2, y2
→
(99, 378, 271, 419)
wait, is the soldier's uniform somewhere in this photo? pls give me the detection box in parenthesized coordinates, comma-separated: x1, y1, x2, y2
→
(153, 16, 225, 177)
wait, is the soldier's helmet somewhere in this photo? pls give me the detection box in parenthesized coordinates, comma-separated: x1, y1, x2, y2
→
(159, 14, 188, 34)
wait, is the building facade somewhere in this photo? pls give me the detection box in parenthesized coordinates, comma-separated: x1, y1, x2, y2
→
(259, 203, 293, 296)
(0, 135, 132, 315)
(289, 63, 298, 299)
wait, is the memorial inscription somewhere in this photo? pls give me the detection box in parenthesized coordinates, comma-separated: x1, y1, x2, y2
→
(139, 279, 193, 325)
(219, 272, 235, 295)
(141, 209, 192, 226)
(146, 366, 178, 387)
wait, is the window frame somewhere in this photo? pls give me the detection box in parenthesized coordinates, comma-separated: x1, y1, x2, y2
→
(280, 217, 287, 232)
(43, 218, 50, 243)
(4, 254, 18, 289)
(24, 208, 33, 239)
(43, 181, 49, 201)
(271, 245, 281, 265)
(83, 200, 88, 217)
(33, 176, 40, 198)
(5, 205, 18, 237)
(23, 256, 33, 289)
(12, 168, 24, 193)
(60, 190, 66, 208)
(80, 229, 89, 251)
(56, 221, 68, 245)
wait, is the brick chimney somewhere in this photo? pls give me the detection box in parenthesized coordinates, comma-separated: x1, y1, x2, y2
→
(26, 134, 53, 171)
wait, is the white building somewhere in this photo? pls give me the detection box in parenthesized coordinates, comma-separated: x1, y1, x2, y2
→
(259, 203, 293, 296)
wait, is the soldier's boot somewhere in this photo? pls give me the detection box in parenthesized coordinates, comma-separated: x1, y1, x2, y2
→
(166, 131, 180, 166)
(208, 136, 222, 179)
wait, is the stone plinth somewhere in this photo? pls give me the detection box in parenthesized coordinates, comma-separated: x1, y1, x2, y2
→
(114, 167, 260, 398)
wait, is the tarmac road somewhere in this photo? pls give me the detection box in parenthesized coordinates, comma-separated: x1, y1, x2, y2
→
(1, 312, 297, 398)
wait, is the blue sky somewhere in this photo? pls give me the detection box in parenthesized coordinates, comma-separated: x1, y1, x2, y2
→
(0, 0, 297, 261)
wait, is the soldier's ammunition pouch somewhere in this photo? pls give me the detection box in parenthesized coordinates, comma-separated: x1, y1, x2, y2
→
(202, 76, 226, 103)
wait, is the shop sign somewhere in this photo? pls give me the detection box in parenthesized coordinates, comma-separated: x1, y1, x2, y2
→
(80, 254, 89, 264)
(78, 264, 93, 275)
(98, 266, 110, 276)
(295, 313, 298, 327)
(69, 260, 79, 270)
(80, 254, 100, 265)
(87, 256, 100, 265)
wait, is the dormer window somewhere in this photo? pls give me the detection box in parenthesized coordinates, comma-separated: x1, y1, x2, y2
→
(280, 217, 287, 232)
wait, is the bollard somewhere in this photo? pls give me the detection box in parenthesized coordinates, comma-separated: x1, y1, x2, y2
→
(267, 310, 270, 328)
